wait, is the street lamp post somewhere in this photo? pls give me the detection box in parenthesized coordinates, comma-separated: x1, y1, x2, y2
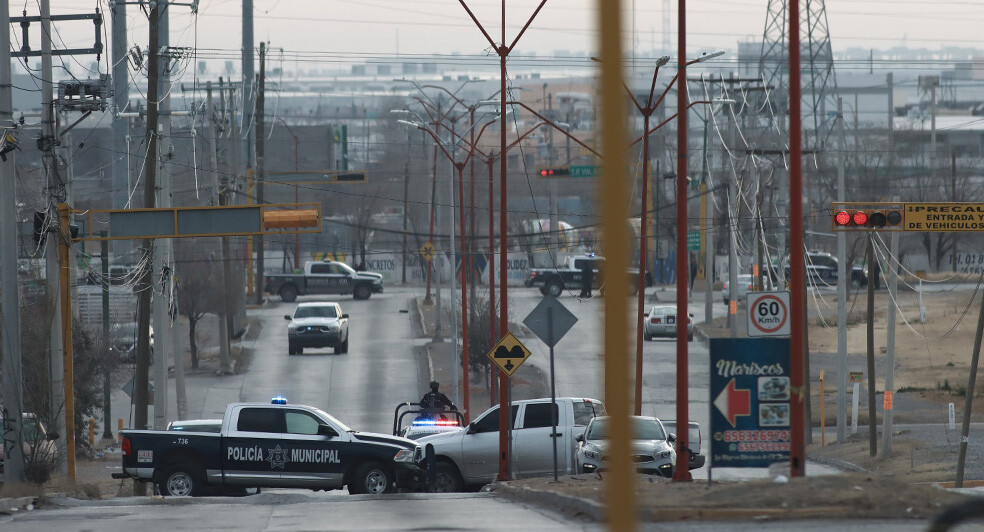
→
(277, 117, 301, 268)
(398, 114, 502, 423)
(456, 0, 548, 481)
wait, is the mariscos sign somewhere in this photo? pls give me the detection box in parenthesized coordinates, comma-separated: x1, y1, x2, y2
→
(709, 338, 792, 468)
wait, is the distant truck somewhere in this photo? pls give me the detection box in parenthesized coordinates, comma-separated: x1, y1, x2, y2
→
(115, 399, 425, 496)
(263, 260, 383, 302)
(524, 255, 643, 297)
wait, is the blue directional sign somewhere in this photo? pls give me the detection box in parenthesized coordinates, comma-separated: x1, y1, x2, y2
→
(709, 338, 791, 468)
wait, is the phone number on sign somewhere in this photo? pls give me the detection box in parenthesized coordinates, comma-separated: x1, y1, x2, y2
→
(738, 441, 791, 452)
(722, 430, 790, 443)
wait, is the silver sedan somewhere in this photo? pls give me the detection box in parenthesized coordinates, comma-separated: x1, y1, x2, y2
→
(575, 416, 676, 477)
(643, 305, 693, 342)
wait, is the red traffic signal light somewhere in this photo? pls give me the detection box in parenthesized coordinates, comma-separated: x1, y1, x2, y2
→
(537, 167, 570, 177)
(831, 206, 903, 231)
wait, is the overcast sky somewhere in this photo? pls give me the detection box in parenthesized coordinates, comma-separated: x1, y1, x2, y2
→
(44, 0, 984, 74)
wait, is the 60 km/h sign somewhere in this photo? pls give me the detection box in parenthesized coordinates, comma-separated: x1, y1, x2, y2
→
(747, 291, 791, 337)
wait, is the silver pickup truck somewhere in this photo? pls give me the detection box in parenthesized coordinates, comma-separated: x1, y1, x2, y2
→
(418, 397, 605, 492)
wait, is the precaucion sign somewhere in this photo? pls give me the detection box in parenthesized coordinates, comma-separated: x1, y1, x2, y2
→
(905, 203, 984, 232)
(709, 338, 792, 468)
(486, 332, 532, 377)
(746, 291, 791, 337)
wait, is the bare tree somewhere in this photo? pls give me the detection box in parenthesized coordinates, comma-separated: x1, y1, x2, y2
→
(175, 240, 222, 369)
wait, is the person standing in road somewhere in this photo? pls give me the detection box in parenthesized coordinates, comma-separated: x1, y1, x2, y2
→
(579, 259, 594, 298)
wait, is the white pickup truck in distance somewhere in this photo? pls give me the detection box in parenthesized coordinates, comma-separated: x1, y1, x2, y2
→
(417, 397, 605, 492)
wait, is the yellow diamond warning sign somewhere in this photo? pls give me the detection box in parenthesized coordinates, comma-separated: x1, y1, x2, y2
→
(419, 241, 436, 262)
(486, 332, 532, 377)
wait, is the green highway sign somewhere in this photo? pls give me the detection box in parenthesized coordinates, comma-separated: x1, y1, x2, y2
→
(570, 165, 597, 178)
(687, 230, 701, 251)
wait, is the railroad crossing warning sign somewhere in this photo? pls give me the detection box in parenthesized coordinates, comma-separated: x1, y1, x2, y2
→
(419, 241, 436, 262)
(486, 332, 531, 377)
(747, 291, 791, 337)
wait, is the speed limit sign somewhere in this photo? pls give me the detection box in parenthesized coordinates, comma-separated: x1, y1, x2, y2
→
(747, 291, 791, 337)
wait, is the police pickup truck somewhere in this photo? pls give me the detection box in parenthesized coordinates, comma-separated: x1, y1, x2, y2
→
(418, 397, 605, 492)
(116, 398, 425, 496)
(264, 260, 384, 302)
(524, 255, 643, 297)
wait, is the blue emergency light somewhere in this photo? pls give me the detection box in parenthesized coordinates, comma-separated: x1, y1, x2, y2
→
(271, 395, 288, 405)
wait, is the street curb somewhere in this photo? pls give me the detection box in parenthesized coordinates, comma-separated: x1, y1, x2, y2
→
(492, 482, 605, 521)
(0, 496, 36, 514)
(493, 482, 880, 522)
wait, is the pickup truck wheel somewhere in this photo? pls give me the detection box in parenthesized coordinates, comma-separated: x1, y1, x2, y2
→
(353, 283, 371, 300)
(340, 335, 349, 354)
(158, 463, 203, 497)
(349, 462, 394, 495)
(430, 461, 463, 493)
(545, 280, 563, 297)
(279, 284, 298, 303)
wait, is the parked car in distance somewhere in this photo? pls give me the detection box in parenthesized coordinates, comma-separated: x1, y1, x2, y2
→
(285, 302, 349, 355)
(109, 321, 154, 362)
(644, 305, 694, 342)
(660, 420, 705, 470)
(166, 419, 222, 433)
(575, 416, 676, 477)
(722, 274, 754, 304)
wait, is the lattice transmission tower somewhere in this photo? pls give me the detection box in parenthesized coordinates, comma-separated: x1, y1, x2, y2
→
(758, 0, 839, 151)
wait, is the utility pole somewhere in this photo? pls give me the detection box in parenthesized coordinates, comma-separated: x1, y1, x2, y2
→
(836, 97, 847, 444)
(242, 0, 255, 178)
(254, 42, 265, 304)
(207, 82, 233, 375)
(111, 0, 129, 211)
(865, 235, 877, 457)
(134, 0, 161, 457)
(0, 0, 26, 486)
(402, 129, 410, 284)
(39, 0, 68, 476)
(152, 1, 172, 431)
(882, 198, 900, 455)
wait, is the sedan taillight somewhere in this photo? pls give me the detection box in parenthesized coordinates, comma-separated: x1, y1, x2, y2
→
(651, 318, 661, 324)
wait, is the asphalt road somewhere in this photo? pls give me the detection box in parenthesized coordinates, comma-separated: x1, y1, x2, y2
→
(243, 291, 423, 434)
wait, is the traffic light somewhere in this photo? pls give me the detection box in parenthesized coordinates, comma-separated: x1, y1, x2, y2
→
(831, 204, 903, 231)
(537, 167, 570, 177)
